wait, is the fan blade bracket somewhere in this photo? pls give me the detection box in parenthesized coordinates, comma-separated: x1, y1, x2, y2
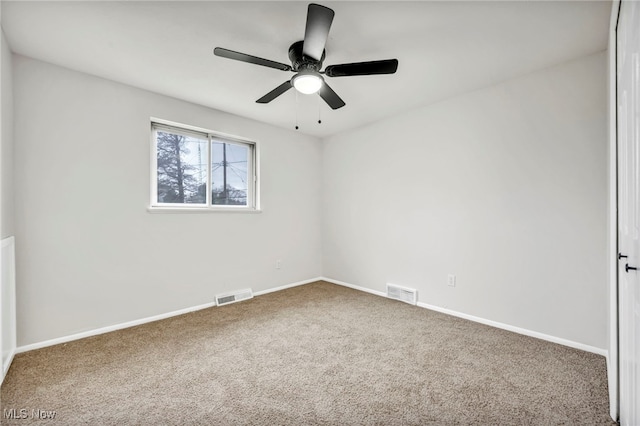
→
(325, 59, 398, 77)
(214, 47, 292, 72)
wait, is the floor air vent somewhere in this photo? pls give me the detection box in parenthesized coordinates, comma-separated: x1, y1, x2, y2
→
(386, 283, 417, 305)
(215, 288, 253, 306)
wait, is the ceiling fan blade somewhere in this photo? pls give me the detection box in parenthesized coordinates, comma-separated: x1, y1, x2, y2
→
(256, 81, 293, 104)
(303, 4, 335, 61)
(319, 82, 345, 110)
(214, 47, 292, 71)
(324, 59, 399, 77)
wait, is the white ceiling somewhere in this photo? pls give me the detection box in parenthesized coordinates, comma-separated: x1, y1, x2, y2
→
(1, 1, 611, 138)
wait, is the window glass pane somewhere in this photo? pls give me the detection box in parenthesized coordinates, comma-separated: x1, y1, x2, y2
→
(211, 141, 249, 206)
(156, 130, 207, 204)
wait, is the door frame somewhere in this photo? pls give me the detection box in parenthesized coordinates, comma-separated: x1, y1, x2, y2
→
(608, 0, 621, 421)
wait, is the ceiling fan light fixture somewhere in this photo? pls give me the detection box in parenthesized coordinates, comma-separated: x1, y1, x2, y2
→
(292, 71, 323, 94)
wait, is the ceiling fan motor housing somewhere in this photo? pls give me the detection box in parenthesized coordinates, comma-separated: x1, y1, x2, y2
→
(289, 40, 324, 72)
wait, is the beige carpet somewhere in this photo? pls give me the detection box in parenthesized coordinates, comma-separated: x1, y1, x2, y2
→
(1, 281, 614, 425)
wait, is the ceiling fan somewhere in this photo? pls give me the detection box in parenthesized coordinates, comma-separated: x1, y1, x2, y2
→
(214, 3, 398, 110)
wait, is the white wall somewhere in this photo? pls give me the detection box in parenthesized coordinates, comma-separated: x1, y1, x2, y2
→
(322, 52, 608, 350)
(13, 56, 322, 346)
(1, 28, 13, 239)
(1, 9, 17, 383)
(11, 48, 609, 353)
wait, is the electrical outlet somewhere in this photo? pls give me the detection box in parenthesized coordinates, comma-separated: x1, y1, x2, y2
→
(447, 274, 456, 287)
(276, 260, 282, 270)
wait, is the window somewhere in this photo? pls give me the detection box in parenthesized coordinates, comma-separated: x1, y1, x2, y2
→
(150, 122, 258, 210)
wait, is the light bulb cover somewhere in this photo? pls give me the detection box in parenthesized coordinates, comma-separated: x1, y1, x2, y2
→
(292, 71, 323, 95)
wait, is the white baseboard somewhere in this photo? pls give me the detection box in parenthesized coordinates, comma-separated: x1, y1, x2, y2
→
(16, 299, 218, 354)
(15, 276, 608, 360)
(1, 348, 16, 385)
(321, 276, 608, 357)
(321, 277, 386, 297)
(16, 277, 324, 354)
(417, 301, 608, 357)
(253, 277, 321, 296)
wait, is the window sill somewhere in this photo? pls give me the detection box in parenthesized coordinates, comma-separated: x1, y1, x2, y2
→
(147, 206, 262, 214)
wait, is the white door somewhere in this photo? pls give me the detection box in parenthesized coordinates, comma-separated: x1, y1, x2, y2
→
(618, 1, 640, 424)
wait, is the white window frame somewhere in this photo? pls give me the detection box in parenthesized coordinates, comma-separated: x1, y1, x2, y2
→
(149, 119, 260, 213)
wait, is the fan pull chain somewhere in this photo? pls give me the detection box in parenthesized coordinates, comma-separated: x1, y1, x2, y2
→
(317, 95, 322, 124)
(295, 90, 299, 130)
